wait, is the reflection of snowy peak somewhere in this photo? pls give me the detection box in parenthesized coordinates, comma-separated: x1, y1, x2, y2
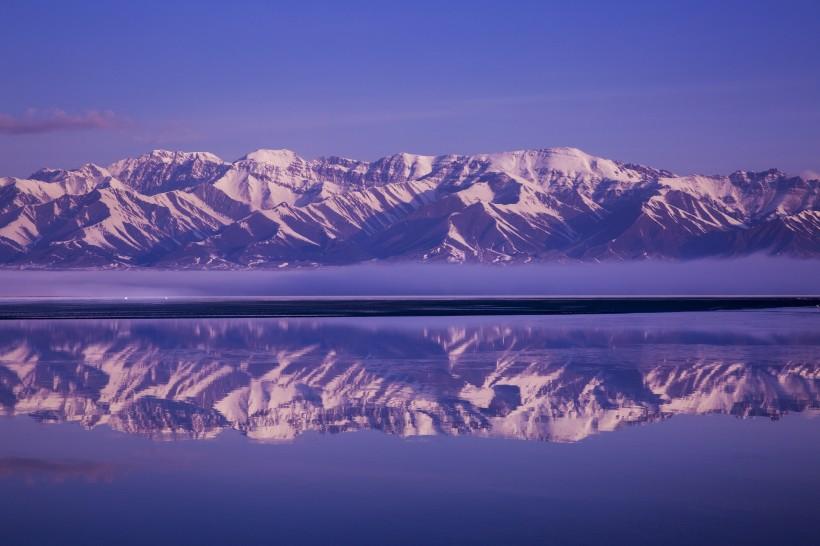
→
(647, 362, 820, 417)
(1, 317, 817, 442)
(1, 147, 817, 266)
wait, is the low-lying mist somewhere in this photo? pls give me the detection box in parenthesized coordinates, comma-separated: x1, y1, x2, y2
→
(0, 257, 817, 298)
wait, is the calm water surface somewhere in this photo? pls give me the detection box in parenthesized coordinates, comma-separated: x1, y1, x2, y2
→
(0, 309, 818, 545)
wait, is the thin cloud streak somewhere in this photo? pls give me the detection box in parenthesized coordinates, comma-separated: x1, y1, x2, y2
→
(0, 109, 123, 135)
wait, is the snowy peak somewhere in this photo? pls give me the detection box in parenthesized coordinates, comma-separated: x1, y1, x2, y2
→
(231, 148, 312, 184)
(729, 168, 788, 185)
(108, 149, 229, 195)
(212, 149, 316, 210)
(239, 148, 302, 165)
(141, 149, 224, 163)
(29, 162, 110, 183)
(487, 147, 627, 179)
(21, 163, 114, 197)
(366, 152, 436, 182)
(478, 147, 659, 184)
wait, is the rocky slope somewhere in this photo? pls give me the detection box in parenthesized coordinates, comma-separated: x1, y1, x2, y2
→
(0, 147, 817, 267)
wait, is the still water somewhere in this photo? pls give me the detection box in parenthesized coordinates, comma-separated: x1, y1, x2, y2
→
(0, 309, 818, 545)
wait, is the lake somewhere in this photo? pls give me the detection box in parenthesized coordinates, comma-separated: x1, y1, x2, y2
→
(0, 309, 818, 545)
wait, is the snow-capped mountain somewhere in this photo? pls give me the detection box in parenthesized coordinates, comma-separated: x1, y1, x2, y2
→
(1, 316, 817, 442)
(1, 147, 817, 267)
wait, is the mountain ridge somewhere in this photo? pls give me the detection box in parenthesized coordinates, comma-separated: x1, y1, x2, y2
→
(0, 146, 817, 268)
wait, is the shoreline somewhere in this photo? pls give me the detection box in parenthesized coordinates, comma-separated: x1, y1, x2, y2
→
(0, 296, 817, 319)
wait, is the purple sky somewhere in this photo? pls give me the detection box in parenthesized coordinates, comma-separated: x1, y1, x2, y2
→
(1, 0, 819, 178)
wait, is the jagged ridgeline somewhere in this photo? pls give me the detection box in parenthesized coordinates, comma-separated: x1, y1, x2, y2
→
(0, 147, 817, 267)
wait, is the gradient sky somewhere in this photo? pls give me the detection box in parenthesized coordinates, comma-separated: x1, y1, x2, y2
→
(1, 0, 819, 178)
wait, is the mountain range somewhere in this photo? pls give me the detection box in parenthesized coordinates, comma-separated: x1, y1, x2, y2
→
(1, 147, 818, 267)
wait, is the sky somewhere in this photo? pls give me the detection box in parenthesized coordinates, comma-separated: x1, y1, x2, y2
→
(1, 0, 819, 178)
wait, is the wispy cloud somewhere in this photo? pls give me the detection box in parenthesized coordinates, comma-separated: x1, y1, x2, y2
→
(0, 457, 117, 483)
(0, 109, 124, 135)
(802, 170, 820, 180)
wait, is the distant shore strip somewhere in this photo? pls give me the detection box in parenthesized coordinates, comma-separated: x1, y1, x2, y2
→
(0, 297, 817, 319)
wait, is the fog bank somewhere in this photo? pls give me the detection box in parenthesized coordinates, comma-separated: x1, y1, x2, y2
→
(0, 258, 817, 297)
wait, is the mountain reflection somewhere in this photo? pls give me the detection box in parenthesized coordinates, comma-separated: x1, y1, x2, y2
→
(0, 312, 817, 443)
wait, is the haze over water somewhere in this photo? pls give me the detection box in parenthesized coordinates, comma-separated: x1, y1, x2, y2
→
(1, 258, 818, 297)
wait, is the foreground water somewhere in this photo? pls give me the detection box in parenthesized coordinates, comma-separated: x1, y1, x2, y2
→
(0, 309, 818, 545)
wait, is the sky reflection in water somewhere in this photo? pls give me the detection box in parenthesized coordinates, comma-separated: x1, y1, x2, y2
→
(0, 309, 818, 545)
